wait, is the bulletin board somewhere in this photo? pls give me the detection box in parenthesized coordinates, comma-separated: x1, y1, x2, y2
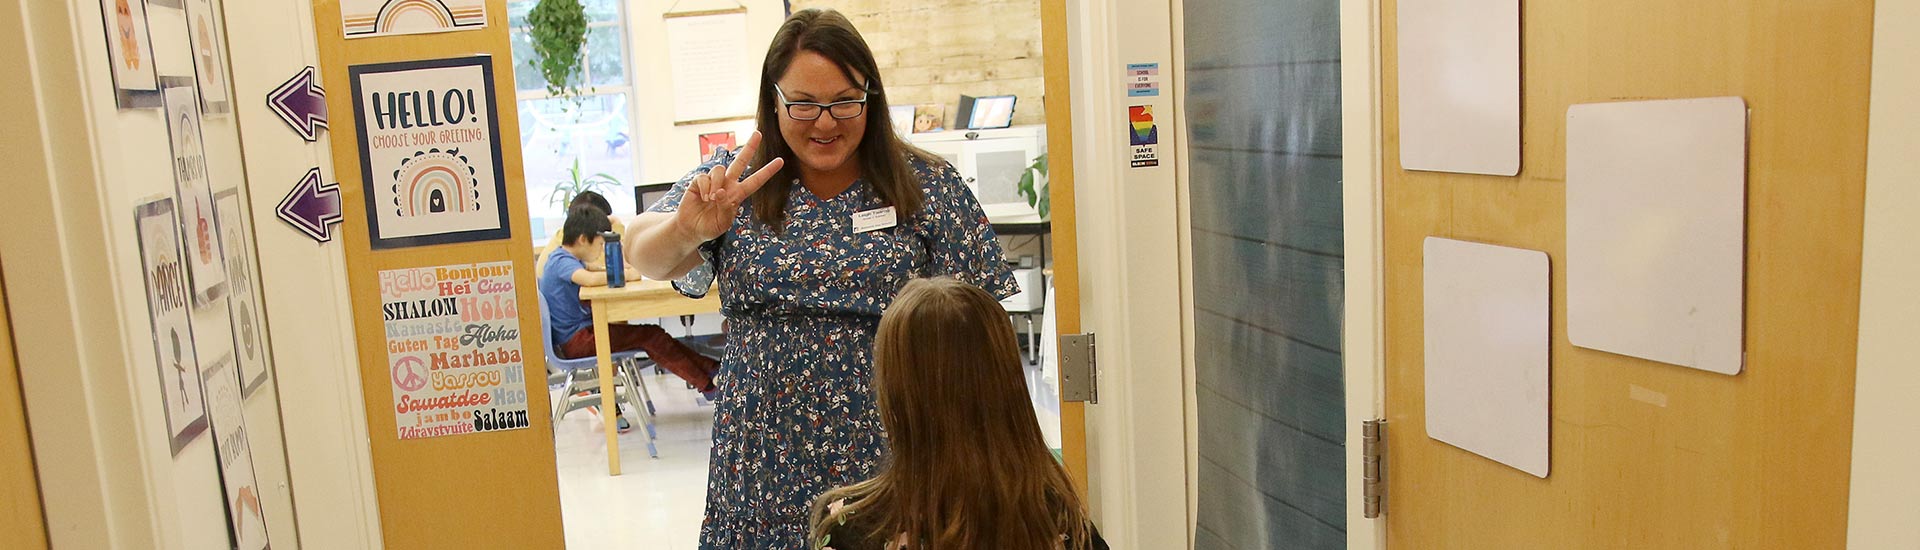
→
(1379, 0, 1872, 547)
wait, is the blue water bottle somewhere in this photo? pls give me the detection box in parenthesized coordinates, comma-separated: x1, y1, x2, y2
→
(603, 231, 625, 288)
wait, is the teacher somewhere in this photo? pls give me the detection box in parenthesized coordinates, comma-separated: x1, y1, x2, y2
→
(623, 8, 1018, 549)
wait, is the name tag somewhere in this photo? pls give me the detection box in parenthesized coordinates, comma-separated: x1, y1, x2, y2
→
(852, 207, 898, 234)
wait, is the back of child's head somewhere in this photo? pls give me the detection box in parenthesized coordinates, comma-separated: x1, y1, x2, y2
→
(561, 204, 612, 247)
(810, 277, 1092, 550)
(569, 191, 613, 218)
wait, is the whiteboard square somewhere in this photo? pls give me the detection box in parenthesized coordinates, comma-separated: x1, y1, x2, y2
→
(1566, 97, 1746, 375)
(1396, 0, 1521, 176)
(1424, 237, 1549, 478)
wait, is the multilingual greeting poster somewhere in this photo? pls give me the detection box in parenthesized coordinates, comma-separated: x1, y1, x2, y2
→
(351, 56, 510, 249)
(380, 261, 530, 440)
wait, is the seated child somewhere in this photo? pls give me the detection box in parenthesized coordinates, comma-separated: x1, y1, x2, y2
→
(540, 204, 720, 395)
(809, 277, 1108, 550)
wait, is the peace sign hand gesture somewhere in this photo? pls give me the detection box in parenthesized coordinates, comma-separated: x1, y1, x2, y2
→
(673, 131, 786, 242)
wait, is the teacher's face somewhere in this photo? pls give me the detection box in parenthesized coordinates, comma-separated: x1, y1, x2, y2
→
(775, 50, 867, 177)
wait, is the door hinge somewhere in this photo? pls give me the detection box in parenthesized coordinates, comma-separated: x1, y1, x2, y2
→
(1060, 333, 1097, 404)
(1363, 418, 1386, 519)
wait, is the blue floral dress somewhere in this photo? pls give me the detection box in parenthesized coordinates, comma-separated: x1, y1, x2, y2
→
(650, 148, 1018, 550)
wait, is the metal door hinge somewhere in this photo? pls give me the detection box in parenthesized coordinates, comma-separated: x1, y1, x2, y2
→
(1363, 419, 1386, 519)
(1060, 333, 1097, 404)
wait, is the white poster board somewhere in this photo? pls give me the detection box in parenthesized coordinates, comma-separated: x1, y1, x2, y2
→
(1423, 237, 1549, 478)
(164, 81, 229, 306)
(214, 189, 274, 397)
(665, 11, 754, 123)
(1566, 97, 1747, 375)
(1395, 0, 1520, 176)
(203, 355, 270, 550)
(137, 198, 209, 456)
(341, 0, 485, 39)
(380, 262, 531, 439)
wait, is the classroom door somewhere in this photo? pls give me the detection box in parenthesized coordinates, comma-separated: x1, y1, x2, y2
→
(1182, 0, 1348, 547)
(1378, 0, 1871, 548)
(0, 265, 49, 548)
(1040, 0, 1091, 492)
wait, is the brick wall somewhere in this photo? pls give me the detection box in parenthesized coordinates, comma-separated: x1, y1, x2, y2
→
(790, 0, 1047, 127)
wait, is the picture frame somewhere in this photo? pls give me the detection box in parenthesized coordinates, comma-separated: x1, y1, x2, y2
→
(184, 0, 233, 114)
(136, 197, 210, 456)
(912, 103, 945, 133)
(98, 0, 162, 108)
(350, 56, 512, 249)
(214, 189, 275, 397)
(163, 77, 230, 307)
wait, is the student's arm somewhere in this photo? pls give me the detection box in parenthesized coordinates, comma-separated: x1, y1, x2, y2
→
(570, 268, 610, 288)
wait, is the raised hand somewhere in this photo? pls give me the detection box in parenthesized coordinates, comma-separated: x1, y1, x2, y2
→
(673, 131, 786, 242)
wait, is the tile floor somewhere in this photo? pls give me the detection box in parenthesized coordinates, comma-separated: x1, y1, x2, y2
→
(553, 369, 715, 550)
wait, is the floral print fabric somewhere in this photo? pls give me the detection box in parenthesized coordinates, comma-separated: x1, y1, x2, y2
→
(650, 148, 1018, 549)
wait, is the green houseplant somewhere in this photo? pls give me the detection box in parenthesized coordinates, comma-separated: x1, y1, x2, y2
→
(547, 158, 622, 212)
(526, 0, 587, 99)
(1016, 152, 1049, 219)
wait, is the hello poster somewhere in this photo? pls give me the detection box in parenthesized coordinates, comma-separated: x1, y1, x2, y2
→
(351, 56, 510, 249)
(380, 262, 531, 440)
(202, 354, 270, 550)
(136, 198, 210, 456)
(165, 80, 229, 305)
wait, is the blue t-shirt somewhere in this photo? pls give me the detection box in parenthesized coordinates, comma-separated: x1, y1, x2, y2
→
(540, 247, 593, 346)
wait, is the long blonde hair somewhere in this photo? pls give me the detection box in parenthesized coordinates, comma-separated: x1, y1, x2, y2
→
(811, 278, 1092, 549)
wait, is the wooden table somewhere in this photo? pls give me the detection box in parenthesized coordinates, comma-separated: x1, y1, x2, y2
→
(578, 280, 720, 475)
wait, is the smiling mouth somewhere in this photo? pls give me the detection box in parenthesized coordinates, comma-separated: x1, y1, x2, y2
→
(809, 137, 839, 146)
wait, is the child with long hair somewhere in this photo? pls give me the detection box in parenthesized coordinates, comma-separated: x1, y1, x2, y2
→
(810, 277, 1107, 550)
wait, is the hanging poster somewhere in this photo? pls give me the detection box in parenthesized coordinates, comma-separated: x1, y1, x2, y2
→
(1129, 105, 1160, 168)
(202, 355, 271, 550)
(214, 189, 275, 397)
(164, 79, 229, 305)
(351, 56, 511, 249)
(380, 262, 531, 440)
(137, 197, 210, 456)
(342, 0, 485, 39)
(98, 0, 161, 108)
(183, 0, 232, 114)
(1126, 63, 1160, 97)
(665, 10, 754, 124)
(698, 131, 736, 162)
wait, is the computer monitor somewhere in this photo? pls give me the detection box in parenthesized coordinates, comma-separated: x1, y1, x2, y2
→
(955, 95, 1017, 130)
(634, 182, 675, 213)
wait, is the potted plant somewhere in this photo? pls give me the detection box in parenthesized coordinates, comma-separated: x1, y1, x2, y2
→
(1016, 152, 1049, 219)
(547, 158, 622, 212)
(526, 0, 587, 99)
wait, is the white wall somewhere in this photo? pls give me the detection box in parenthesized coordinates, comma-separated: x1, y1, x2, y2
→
(1, 0, 378, 547)
(1065, 0, 1192, 548)
(625, 0, 783, 187)
(1845, 2, 1920, 547)
(220, 0, 384, 547)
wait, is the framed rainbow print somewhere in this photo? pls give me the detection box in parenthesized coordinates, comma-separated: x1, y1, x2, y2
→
(349, 56, 510, 249)
(98, 0, 161, 108)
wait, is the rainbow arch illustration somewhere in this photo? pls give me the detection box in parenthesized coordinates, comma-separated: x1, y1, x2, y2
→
(344, 0, 485, 37)
(391, 149, 481, 217)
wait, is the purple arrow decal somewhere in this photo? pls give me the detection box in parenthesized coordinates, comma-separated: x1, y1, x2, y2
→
(268, 66, 328, 142)
(277, 167, 342, 243)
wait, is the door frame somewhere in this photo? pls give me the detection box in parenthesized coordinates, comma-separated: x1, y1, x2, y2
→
(1339, 0, 1389, 547)
(1845, 1, 1920, 546)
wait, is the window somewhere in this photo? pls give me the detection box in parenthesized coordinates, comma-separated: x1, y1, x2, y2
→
(508, 0, 638, 244)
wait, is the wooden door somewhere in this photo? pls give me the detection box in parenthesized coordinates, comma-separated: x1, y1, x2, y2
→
(0, 266, 49, 548)
(1379, 1, 1873, 548)
(1040, 0, 1090, 492)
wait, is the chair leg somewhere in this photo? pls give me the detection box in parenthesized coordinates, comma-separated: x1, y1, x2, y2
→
(551, 370, 576, 424)
(618, 360, 659, 458)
